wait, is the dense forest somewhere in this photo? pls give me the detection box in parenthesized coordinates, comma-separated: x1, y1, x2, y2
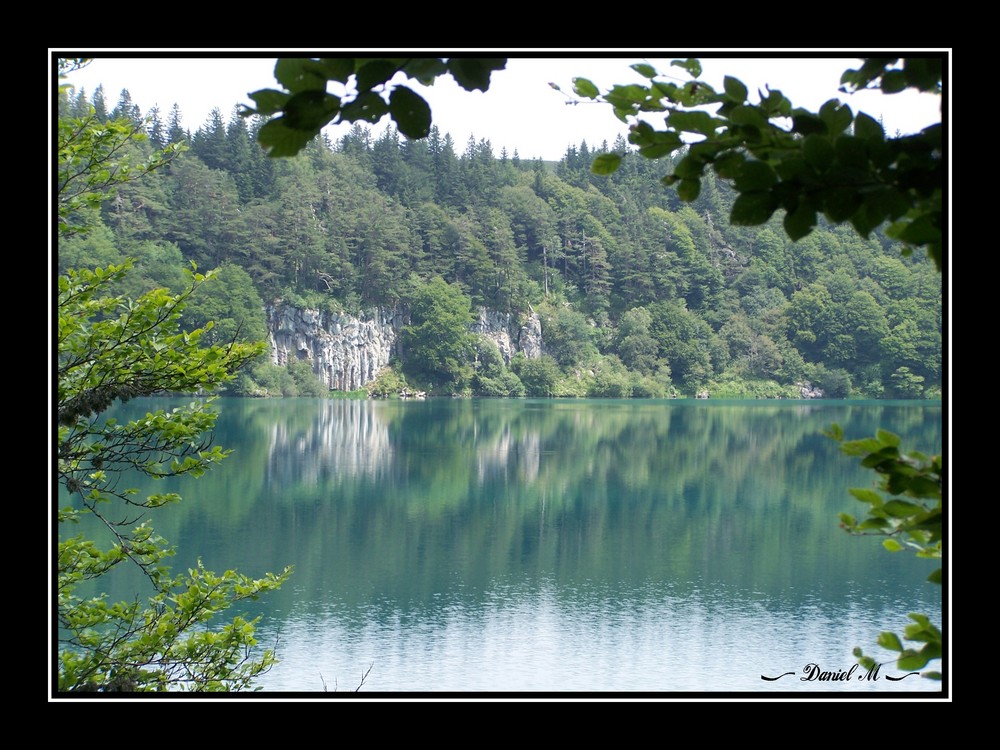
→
(57, 84, 942, 400)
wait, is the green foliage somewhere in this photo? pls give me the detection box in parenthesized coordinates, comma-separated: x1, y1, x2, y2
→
(57, 262, 291, 691)
(472, 337, 525, 397)
(587, 370, 632, 398)
(826, 425, 942, 679)
(811, 364, 853, 399)
(704, 376, 799, 400)
(181, 263, 269, 352)
(56, 81, 289, 692)
(59, 60, 941, 400)
(539, 303, 599, 368)
(367, 366, 410, 398)
(401, 276, 476, 391)
(243, 58, 507, 156)
(583, 58, 943, 269)
(890, 366, 926, 399)
(286, 358, 328, 396)
(628, 372, 670, 398)
(511, 354, 561, 397)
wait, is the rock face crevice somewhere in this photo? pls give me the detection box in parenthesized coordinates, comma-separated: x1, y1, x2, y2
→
(268, 303, 542, 391)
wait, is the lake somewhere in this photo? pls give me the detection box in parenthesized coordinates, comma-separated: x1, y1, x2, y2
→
(64, 397, 945, 695)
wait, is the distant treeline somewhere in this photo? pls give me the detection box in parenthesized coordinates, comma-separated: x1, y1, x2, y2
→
(57, 86, 942, 399)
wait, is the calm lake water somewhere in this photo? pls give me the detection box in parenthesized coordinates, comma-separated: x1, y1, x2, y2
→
(66, 397, 945, 695)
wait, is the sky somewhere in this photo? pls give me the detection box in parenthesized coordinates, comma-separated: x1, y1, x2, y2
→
(55, 52, 946, 161)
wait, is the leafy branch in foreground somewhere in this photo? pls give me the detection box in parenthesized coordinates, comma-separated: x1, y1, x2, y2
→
(57, 59, 292, 692)
(57, 261, 292, 691)
(577, 57, 943, 269)
(242, 57, 507, 156)
(825, 425, 943, 679)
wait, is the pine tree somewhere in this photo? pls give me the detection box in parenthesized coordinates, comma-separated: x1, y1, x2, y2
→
(191, 107, 229, 171)
(147, 105, 167, 150)
(91, 84, 108, 122)
(225, 106, 255, 204)
(111, 88, 143, 128)
(167, 103, 188, 146)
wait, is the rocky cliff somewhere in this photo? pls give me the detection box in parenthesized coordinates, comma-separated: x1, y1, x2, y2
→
(470, 308, 544, 364)
(268, 303, 542, 391)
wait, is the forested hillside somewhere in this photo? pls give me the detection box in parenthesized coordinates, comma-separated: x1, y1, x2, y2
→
(57, 85, 942, 399)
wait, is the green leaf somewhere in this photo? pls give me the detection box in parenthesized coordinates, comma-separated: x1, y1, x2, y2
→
(677, 178, 701, 202)
(791, 112, 826, 135)
(673, 154, 705, 180)
(848, 487, 882, 504)
(638, 142, 677, 160)
(728, 105, 769, 130)
(355, 59, 401, 92)
(316, 58, 355, 84)
(903, 58, 942, 92)
(734, 161, 777, 192)
(893, 214, 941, 246)
(877, 631, 903, 651)
(823, 186, 863, 223)
(447, 58, 506, 92)
(882, 538, 904, 551)
(834, 135, 868, 168)
(854, 112, 885, 141)
(784, 201, 817, 241)
(882, 500, 924, 518)
(246, 89, 291, 116)
(591, 153, 622, 175)
(818, 99, 853, 135)
(274, 58, 328, 94)
(666, 110, 720, 137)
(897, 649, 933, 671)
(671, 58, 702, 78)
(723, 76, 748, 103)
(759, 87, 792, 117)
(803, 134, 835, 171)
(402, 58, 447, 85)
(860, 446, 900, 469)
(857, 517, 890, 531)
(573, 77, 599, 99)
(875, 429, 900, 447)
(281, 90, 341, 131)
(256, 119, 316, 158)
(389, 86, 432, 139)
(730, 191, 778, 226)
(927, 568, 942, 584)
(713, 151, 746, 180)
(881, 69, 908, 93)
(630, 63, 658, 79)
(341, 91, 389, 124)
(628, 120, 655, 142)
(908, 612, 931, 628)
(605, 84, 650, 109)
(849, 201, 884, 239)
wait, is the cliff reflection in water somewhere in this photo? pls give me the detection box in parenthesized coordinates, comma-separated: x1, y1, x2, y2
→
(79, 397, 942, 687)
(266, 399, 395, 486)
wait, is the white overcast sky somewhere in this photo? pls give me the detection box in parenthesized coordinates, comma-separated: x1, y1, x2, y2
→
(54, 51, 946, 161)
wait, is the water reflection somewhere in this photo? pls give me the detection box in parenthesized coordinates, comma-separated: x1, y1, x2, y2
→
(71, 398, 943, 693)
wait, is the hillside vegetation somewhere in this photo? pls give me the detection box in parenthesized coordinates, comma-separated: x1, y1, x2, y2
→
(58, 87, 941, 399)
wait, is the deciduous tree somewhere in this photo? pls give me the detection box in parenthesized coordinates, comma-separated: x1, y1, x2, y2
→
(55, 61, 290, 692)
